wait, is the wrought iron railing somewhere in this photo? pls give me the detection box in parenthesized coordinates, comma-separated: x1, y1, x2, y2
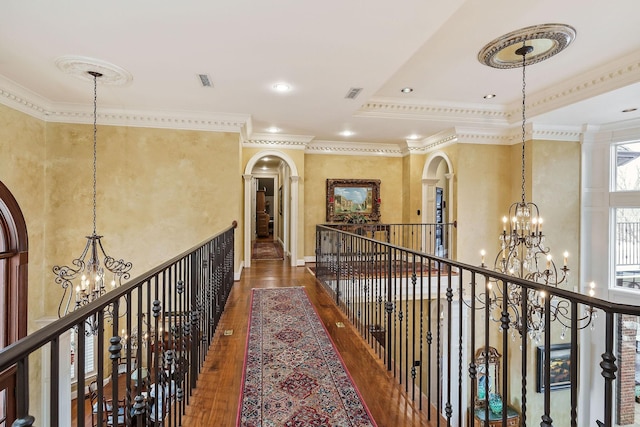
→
(0, 222, 236, 426)
(315, 224, 640, 427)
(323, 222, 456, 258)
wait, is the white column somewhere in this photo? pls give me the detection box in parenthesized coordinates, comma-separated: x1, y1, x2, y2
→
(290, 175, 300, 266)
(243, 174, 253, 268)
(445, 172, 455, 259)
(422, 178, 440, 252)
(35, 317, 71, 427)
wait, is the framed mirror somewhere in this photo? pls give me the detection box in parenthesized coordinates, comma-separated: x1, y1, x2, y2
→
(473, 346, 501, 407)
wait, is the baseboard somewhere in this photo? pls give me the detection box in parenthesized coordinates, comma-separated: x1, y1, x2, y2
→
(296, 258, 306, 266)
(304, 256, 316, 264)
(235, 261, 244, 281)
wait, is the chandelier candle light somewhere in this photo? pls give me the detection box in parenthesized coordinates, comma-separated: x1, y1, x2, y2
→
(476, 24, 595, 341)
(53, 71, 132, 326)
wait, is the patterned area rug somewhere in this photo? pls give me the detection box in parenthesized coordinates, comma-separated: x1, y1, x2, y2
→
(237, 287, 377, 426)
(252, 241, 284, 260)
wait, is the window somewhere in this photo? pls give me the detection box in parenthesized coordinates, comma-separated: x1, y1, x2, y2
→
(70, 326, 96, 381)
(614, 208, 640, 289)
(612, 141, 640, 290)
(614, 141, 640, 192)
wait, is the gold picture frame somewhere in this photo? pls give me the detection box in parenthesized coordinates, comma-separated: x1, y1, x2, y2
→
(326, 179, 381, 223)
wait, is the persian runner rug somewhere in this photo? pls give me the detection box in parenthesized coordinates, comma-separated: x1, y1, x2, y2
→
(252, 241, 284, 260)
(236, 287, 377, 427)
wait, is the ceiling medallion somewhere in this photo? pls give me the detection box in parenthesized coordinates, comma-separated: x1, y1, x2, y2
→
(55, 55, 133, 85)
(478, 23, 576, 69)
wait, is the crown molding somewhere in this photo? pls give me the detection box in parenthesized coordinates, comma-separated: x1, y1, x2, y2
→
(0, 75, 249, 132)
(243, 133, 314, 150)
(355, 97, 508, 125)
(400, 123, 582, 155)
(47, 107, 250, 132)
(0, 75, 52, 120)
(306, 140, 403, 157)
(507, 49, 640, 122)
(582, 117, 640, 145)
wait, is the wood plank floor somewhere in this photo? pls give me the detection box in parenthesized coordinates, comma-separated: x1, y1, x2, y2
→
(181, 258, 436, 427)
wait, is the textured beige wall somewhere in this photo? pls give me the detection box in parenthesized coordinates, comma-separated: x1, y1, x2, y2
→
(402, 154, 426, 224)
(455, 143, 511, 266)
(45, 124, 242, 316)
(0, 108, 241, 421)
(303, 154, 404, 257)
(508, 139, 580, 426)
(0, 104, 47, 331)
(0, 104, 47, 422)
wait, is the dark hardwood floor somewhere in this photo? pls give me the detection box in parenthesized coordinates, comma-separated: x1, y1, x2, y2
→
(181, 258, 435, 427)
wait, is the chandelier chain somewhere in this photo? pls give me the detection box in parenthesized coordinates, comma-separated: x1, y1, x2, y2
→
(92, 72, 98, 235)
(520, 43, 527, 204)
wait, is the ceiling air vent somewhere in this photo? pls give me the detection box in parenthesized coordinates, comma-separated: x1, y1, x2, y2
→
(345, 87, 363, 99)
(198, 74, 212, 87)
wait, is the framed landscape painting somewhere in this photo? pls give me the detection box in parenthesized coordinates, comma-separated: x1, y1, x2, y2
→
(536, 343, 571, 392)
(326, 179, 381, 223)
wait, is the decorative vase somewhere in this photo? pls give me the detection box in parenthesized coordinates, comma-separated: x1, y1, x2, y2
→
(477, 386, 486, 400)
(488, 393, 503, 415)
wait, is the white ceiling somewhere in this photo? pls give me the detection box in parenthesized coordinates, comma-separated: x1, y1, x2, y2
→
(1, 0, 639, 146)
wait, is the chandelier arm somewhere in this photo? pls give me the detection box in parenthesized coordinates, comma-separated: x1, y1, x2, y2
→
(550, 298, 597, 330)
(57, 285, 72, 319)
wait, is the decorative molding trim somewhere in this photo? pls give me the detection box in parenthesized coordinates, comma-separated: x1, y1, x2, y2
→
(306, 140, 403, 157)
(530, 124, 582, 142)
(242, 133, 313, 150)
(0, 77, 52, 120)
(46, 108, 249, 132)
(508, 50, 640, 121)
(0, 75, 249, 132)
(355, 97, 508, 125)
(55, 55, 133, 86)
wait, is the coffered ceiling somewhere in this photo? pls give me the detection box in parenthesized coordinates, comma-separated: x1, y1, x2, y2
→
(1, 0, 639, 148)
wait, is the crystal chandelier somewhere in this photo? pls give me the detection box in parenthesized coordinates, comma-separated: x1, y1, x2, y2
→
(53, 71, 132, 328)
(476, 25, 596, 341)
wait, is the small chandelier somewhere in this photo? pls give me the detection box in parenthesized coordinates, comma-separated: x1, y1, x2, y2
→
(476, 25, 595, 341)
(53, 71, 132, 326)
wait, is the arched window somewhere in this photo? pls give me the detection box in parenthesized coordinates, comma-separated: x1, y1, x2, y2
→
(0, 181, 28, 426)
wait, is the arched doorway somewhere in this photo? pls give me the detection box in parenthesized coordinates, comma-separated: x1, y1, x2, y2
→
(0, 180, 28, 426)
(421, 151, 455, 258)
(243, 151, 300, 268)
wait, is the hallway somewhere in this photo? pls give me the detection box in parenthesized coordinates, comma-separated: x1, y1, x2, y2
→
(181, 259, 434, 426)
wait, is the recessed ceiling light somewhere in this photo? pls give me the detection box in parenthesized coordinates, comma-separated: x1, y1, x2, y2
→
(340, 130, 354, 137)
(483, 94, 496, 99)
(400, 87, 413, 93)
(262, 157, 270, 162)
(267, 127, 280, 133)
(272, 82, 291, 92)
(407, 134, 420, 140)
(622, 108, 637, 113)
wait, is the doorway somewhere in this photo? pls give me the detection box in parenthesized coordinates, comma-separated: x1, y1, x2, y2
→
(244, 150, 300, 268)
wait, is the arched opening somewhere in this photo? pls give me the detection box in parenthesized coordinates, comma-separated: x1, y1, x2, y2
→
(0, 180, 28, 426)
(421, 151, 455, 259)
(244, 151, 300, 268)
